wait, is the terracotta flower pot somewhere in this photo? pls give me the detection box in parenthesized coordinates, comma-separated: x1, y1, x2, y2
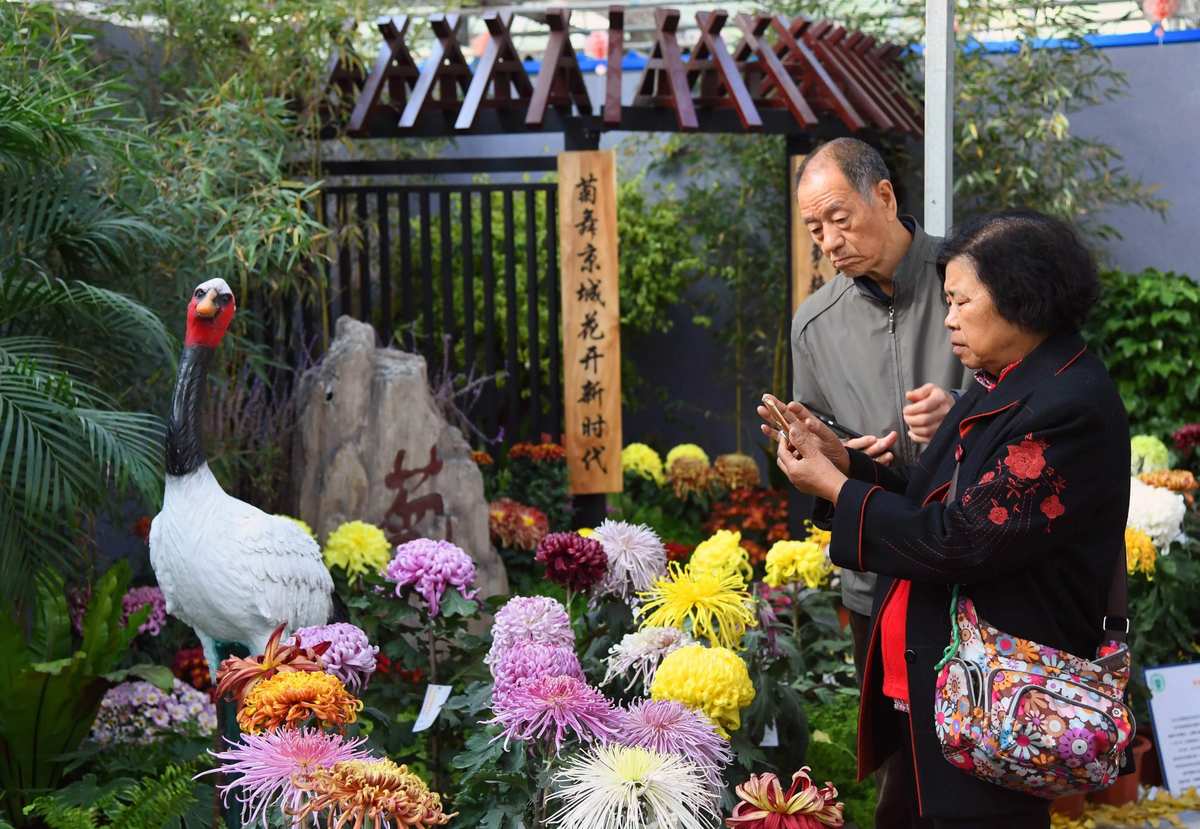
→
(836, 602, 851, 631)
(1088, 734, 1152, 806)
(1050, 793, 1087, 819)
(1137, 726, 1163, 788)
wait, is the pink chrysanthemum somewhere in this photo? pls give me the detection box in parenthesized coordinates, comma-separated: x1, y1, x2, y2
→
(123, 586, 168, 636)
(290, 622, 378, 693)
(384, 539, 479, 617)
(590, 520, 667, 602)
(536, 532, 608, 592)
(486, 596, 574, 664)
(614, 699, 732, 793)
(490, 642, 584, 704)
(490, 675, 618, 752)
(198, 727, 368, 827)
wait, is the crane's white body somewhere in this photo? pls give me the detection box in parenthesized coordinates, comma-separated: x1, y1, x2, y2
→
(150, 462, 333, 673)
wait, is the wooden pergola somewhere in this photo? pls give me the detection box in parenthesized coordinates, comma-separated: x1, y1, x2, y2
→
(317, 7, 922, 143)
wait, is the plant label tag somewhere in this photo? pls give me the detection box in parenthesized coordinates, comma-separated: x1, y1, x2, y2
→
(760, 719, 780, 748)
(412, 684, 453, 733)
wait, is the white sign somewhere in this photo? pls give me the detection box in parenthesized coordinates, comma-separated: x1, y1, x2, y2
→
(412, 684, 453, 733)
(1146, 663, 1200, 795)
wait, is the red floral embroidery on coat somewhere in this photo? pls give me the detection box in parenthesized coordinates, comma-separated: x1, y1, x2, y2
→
(1040, 495, 1065, 521)
(989, 506, 1009, 525)
(1004, 438, 1047, 480)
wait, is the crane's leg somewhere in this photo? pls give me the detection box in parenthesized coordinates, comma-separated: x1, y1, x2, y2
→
(198, 632, 222, 684)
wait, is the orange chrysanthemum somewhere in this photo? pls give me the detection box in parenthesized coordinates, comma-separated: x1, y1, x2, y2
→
(714, 453, 761, 490)
(214, 623, 330, 705)
(291, 758, 455, 829)
(669, 456, 713, 499)
(236, 670, 362, 734)
(508, 441, 566, 463)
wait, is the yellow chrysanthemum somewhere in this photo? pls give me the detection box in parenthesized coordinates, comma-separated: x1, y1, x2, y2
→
(713, 453, 760, 490)
(577, 527, 594, 538)
(622, 443, 666, 486)
(637, 562, 757, 649)
(804, 521, 832, 549)
(764, 539, 835, 589)
(276, 514, 316, 540)
(322, 520, 392, 577)
(293, 758, 454, 828)
(1125, 527, 1157, 578)
(666, 443, 710, 470)
(690, 530, 753, 585)
(650, 644, 755, 738)
(237, 670, 362, 734)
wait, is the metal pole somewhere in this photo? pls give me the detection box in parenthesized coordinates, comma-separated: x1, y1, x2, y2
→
(924, 0, 954, 236)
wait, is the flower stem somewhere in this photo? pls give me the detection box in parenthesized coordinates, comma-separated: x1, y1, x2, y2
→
(427, 624, 442, 794)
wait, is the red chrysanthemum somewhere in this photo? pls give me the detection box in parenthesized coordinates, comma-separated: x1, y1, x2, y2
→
(172, 646, 213, 692)
(1173, 423, 1200, 454)
(664, 542, 694, 563)
(535, 532, 607, 591)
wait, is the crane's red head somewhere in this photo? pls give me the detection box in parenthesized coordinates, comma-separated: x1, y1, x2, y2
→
(185, 278, 236, 348)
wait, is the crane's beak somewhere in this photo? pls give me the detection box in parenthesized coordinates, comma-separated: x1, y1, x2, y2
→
(195, 289, 219, 319)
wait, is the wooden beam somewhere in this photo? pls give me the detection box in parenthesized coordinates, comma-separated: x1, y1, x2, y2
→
(321, 17, 365, 117)
(769, 15, 864, 131)
(797, 20, 895, 131)
(733, 14, 817, 128)
(603, 5, 624, 125)
(855, 35, 923, 129)
(349, 16, 419, 136)
(825, 26, 919, 133)
(456, 12, 533, 130)
(399, 14, 470, 129)
(527, 8, 594, 127)
(632, 8, 697, 131)
(690, 11, 761, 130)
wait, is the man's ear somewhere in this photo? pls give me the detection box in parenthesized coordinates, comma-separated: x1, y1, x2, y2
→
(875, 179, 898, 217)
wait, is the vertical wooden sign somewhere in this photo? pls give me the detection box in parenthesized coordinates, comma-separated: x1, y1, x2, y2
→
(789, 155, 837, 314)
(558, 150, 623, 494)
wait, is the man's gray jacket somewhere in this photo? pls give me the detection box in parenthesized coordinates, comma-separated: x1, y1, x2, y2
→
(790, 220, 969, 616)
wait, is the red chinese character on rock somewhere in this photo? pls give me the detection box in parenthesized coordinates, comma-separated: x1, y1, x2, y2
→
(383, 447, 452, 545)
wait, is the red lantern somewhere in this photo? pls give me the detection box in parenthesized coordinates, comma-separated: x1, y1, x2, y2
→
(584, 30, 608, 61)
(1143, 0, 1178, 39)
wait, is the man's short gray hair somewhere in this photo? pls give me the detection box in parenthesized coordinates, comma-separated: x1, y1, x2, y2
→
(794, 137, 892, 199)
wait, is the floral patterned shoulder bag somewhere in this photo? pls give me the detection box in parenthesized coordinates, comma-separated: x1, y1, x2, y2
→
(931, 467, 1136, 798)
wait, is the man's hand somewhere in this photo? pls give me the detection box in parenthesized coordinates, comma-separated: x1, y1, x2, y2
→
(903, 384, 954, 444)
(844, 432, 898, 466)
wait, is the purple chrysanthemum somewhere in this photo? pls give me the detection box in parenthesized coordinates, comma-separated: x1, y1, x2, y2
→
(197, 727, 368, 827)
(486, 596, 574, 664)
(591, 520, 667, 602)
(122, 586, 168, 636)
(384, 538, 479, 617)
(490, 641, 584, 704)
(490, 674, 619, 752)
(614, 699, 732, 793)
(90, 679, 216, 746)
(536, 532, 608, 592)
(289, 622, 379, 693)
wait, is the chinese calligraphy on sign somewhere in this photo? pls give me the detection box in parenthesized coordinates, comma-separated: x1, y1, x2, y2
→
(558, 150, 622, 494)
(789, 155, 837, 314)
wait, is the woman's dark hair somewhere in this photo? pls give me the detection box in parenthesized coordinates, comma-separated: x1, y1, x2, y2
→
(937, 209, 1100, 333)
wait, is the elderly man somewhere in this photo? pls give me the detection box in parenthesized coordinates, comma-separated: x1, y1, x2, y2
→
(789, 137, 966, 679)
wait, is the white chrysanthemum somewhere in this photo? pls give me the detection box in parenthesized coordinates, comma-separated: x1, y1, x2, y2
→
(547, 744, 716, 829)
(591, 520, 668, 602)
(602, 627, 694, 693)
(1128, 477, 1187, 553)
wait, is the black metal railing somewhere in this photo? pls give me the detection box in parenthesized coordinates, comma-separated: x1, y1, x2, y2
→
(299, 157, 563, 447)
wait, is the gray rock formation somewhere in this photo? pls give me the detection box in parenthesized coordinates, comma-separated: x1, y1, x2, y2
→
(293, 316, 507, 597)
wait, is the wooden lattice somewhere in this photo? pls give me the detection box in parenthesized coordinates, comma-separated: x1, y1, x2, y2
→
(321, 6, 921, 139)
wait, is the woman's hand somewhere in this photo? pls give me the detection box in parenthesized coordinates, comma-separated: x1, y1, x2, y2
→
(757, 395, 850, 474)
(775, 417, 849, 504)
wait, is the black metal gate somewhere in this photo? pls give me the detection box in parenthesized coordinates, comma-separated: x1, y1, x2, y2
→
(309, 156, 563, 447)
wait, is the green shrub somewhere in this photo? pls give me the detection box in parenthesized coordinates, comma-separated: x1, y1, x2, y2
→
(1083, 268, 1200, 436)
(804, 693, 877, 828)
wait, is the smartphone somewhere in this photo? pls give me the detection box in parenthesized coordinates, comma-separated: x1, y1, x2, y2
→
(799, 402, 864, 440)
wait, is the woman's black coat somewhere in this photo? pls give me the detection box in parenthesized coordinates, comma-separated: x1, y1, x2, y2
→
(826, 332, 1131, 820)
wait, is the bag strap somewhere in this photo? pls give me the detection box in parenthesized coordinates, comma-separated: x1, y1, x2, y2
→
(934, 460, 1130, 669)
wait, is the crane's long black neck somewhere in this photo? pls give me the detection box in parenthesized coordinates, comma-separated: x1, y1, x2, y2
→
(165, 345, 213, 477)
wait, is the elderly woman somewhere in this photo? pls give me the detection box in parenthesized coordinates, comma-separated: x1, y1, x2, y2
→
(762, 210, 1130, 829)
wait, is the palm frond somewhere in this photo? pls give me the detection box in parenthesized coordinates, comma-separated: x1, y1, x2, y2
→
(0, 169, 168, 279)
(0, 276, 172, 359)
